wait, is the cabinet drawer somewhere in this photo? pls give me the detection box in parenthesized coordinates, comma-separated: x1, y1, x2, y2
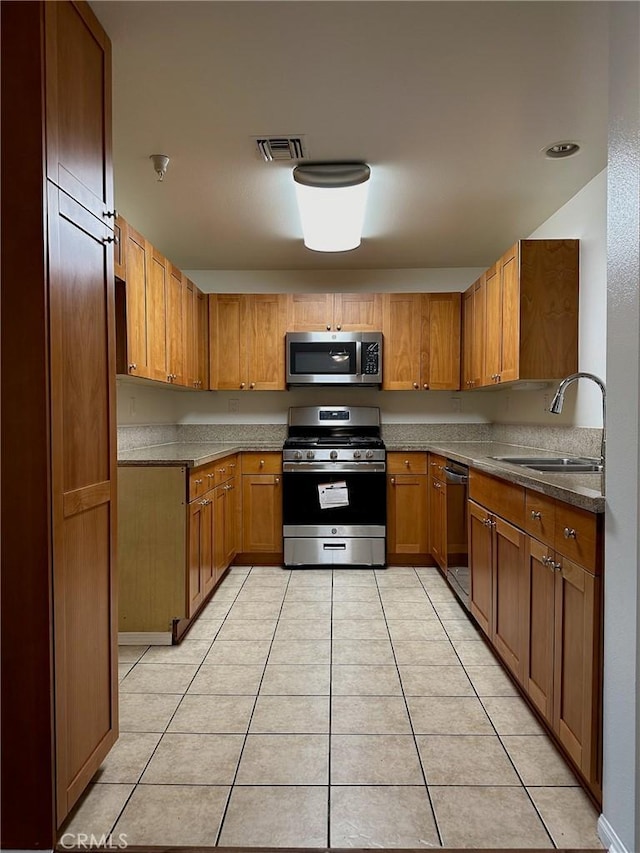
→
(241, 452, 282, 475)
(468, 469, 525, 528)
(428, 454, 448, 483)
(554, 504, 599, 574)
(189, 466, 213, 500)
(388, 452, 428, 475)
(525, 491, 556, 547)
(213, 454, 238, 485)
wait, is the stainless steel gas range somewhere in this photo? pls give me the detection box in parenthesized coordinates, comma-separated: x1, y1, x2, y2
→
(282, 406, 386, 567)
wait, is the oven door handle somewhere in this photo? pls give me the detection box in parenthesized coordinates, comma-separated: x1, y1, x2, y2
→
(323, 542, 347, 550)
(283, 462, 386, 473)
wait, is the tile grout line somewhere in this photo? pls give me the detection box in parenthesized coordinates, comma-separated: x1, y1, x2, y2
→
(109, 568, 252, 841)
(376, 566, 445, 849)
(327, 569, 334, 849)
(213, 564, 293, 846)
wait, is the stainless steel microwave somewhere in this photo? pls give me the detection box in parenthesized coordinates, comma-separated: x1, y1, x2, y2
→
(286, 331, 383, 386)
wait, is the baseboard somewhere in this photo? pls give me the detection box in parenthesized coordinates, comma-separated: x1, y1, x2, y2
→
(118, 631, 172, 646)
(598, 813, 631, 852)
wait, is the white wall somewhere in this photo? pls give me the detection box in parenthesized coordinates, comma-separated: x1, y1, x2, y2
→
(491, 169, 607, 428)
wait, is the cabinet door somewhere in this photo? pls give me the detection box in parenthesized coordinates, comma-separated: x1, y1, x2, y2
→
(492, 516, 527, 683)
(225, 478, 239, 566)
(245, 294, 287, 390)
(212, 486, 227, 587)
(242, 474, 283, 553)
(422, 293, 461, 390)
(553, 557, 599, 781)
(197, 290, 209, 390)
(382, 293, 422, 390)
(47, 185, 117, 824)
(167, 263, 185, 385)
(499, 243, 520, 383)
(44, 1, 113, 219)
(288, 293, 334, 331)
(524, 537, 556, 724)
(334, 293, 382, 331)
(114, 216, 126, 281)
(387, 473, 429, 556)
(471, 276, 486, 387)
(188, 497, 209, 616)
(122, 224, 149, 377)
(462, 284, 474, 389)
(430, 477, 446, 570)
(484, 263, 502, 385)
(469, 500, 492, 636)
(209, 294, 243, 390)
(183, 279, 197, 388)
(146, 248, 168, 382)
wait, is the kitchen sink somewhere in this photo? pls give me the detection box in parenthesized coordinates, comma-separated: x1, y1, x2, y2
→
(490, 456, 603, 473)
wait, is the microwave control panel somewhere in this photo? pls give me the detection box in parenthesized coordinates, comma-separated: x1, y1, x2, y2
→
(363, 342, 380, 375)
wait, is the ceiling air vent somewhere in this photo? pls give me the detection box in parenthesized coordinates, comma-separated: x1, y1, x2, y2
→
(255, 136, 307, 162)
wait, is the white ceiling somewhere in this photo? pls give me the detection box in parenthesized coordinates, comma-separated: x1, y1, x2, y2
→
(90, 1, 608, 271)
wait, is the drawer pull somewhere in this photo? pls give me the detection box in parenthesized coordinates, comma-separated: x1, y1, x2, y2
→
(552, 561, 563, 572)
(391, 477, 396, 485)
(207, 473, 214, 479)
(128, 363, 137, 371)
(531, 511, 542, 520)
(563, 527, 577, 540)
(275, 477, 280, 484)
(259, 459, 265, 467)
(194, 478, 203, 485)
(404, 460, 410, 467)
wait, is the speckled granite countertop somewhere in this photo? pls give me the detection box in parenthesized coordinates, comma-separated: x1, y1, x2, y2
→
(118, 439, 604, 512)
(117, 442, 282, 468)
(387, 440, 604, 513)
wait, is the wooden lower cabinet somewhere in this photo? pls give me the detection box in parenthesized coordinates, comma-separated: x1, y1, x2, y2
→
(188, 493, 212, 617)
(241, 474, 283, 556)
(469, 477, 603, 802)
(429, 455, 468, 573)
(387, 453, 429, 563)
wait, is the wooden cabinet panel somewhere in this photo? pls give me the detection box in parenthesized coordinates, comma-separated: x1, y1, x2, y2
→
(183, 279, 197, 388)
(525, 491, 556, 546)
(468, 500, 492, 636)
(524, 537, 557, 723)
(430, 476, 446, 570)
(212, 485, 227, 587)
(188, 496, 210, 616)
(167, 263, 185, 385)
(387, 472, 429, 557)
(242, 474, 283, 553)
(468, 469, 525, 529)
(288, 293, 334, 331)
(197, 290, 209, 390)
(44, 1, 113, 220)
(114, 216, 126, 281)
(117, 222, 149, 377)
(225, 477, 240, 566)
(382, 293, 422, 390)
(499, 244, 520, 383)
(484, 263, 502, 384)
(554, 503, 599, 574)
(241, 452, 282, 475)
(246, 293, 286, 390)
(462, 284, 474, 390)
(462, 276, 485, 389)
(554, 556, 600, 783)
(334, 292, 382, 331)
(47, 184, 117, 824)
(388, 452, 428, 475)
(147, 249, 168, 382)
(492, 516, 526, 683)
(423, 292, 461, 390)
(209, 294, 243, 390)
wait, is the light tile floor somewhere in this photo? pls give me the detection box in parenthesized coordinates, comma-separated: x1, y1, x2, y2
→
(64, 565, 603, 849)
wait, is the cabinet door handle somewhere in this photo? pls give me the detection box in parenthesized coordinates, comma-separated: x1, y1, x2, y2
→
(240, 382, 245, 389)
(249, 382, 256, 389)
(102, 234, 117, 244)
(326, 324, 331, 331)
(391, 477, 396, 485)
(563, 527, 577, 540)
(104, 209, 117, 219)
(274, 477, 280, 484)
(531, 511, 542, 520)
(553, 561, 563, 572)
(413, 382, 419, 389)
(336, 324, 342, 331)
(423, 383, 429, 390)
(194, 478, 203, 485)
(200, 499, 208, 506)
(404, 460, 410, 467)
(259, 459, 265, 467)
(128, 363, 137, 371)
(207, 473, 214, 480)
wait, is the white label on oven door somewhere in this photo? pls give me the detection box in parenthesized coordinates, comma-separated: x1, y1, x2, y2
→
(318, 480, 349, 509)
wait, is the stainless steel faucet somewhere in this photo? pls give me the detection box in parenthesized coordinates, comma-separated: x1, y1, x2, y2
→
(549, 372, 606, 473)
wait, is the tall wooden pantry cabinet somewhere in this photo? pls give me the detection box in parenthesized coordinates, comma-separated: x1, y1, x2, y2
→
(1, 1, 118, 846)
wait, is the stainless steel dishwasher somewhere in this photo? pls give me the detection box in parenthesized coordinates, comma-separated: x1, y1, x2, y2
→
(442, 461, 470, 609)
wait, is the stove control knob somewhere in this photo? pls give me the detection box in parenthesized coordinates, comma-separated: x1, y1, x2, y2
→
(294, 450, 303, 460)
(306, 450, 315, 459)
(365, 449, 374, 459)
(353, 450, 362, 459)
(330, 450, 338, 460)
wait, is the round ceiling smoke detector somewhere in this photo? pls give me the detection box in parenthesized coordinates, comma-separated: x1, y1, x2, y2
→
(544, 141, 581, 159)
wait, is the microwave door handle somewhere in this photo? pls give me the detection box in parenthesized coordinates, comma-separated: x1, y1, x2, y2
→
(355, 339, 362, 376)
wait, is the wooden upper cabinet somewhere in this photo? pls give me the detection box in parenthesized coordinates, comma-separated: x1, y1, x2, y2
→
(333, 293, 382, 331)
(146, 249, 169, 382)
(382, 293, 461, 391)
(166, 263, 185, 385)
(467, 240, 579, 389)
(197, 290, 209, 390)
(44, 1, 113, 220)
(210, 294, 286, 391)
(116, 221, 149, 378)
(287, 293, 334, 331)
(114, 216, 127, 281)
(183, 279, 197, 388)
(462, 275, 485, 389)
(287, 292, 382, 332)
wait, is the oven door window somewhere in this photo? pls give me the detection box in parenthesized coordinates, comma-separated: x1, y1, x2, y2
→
(283, 471, 386, 526)
(289, 342, 357, 376)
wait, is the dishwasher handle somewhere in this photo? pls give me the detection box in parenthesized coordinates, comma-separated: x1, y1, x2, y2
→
(444, 466, 468, 485)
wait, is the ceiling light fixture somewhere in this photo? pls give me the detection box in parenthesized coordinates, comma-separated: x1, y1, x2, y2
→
(544, 141, 580, 159)
(150, 153, 170, 181)
(293, 163, 370, 252)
